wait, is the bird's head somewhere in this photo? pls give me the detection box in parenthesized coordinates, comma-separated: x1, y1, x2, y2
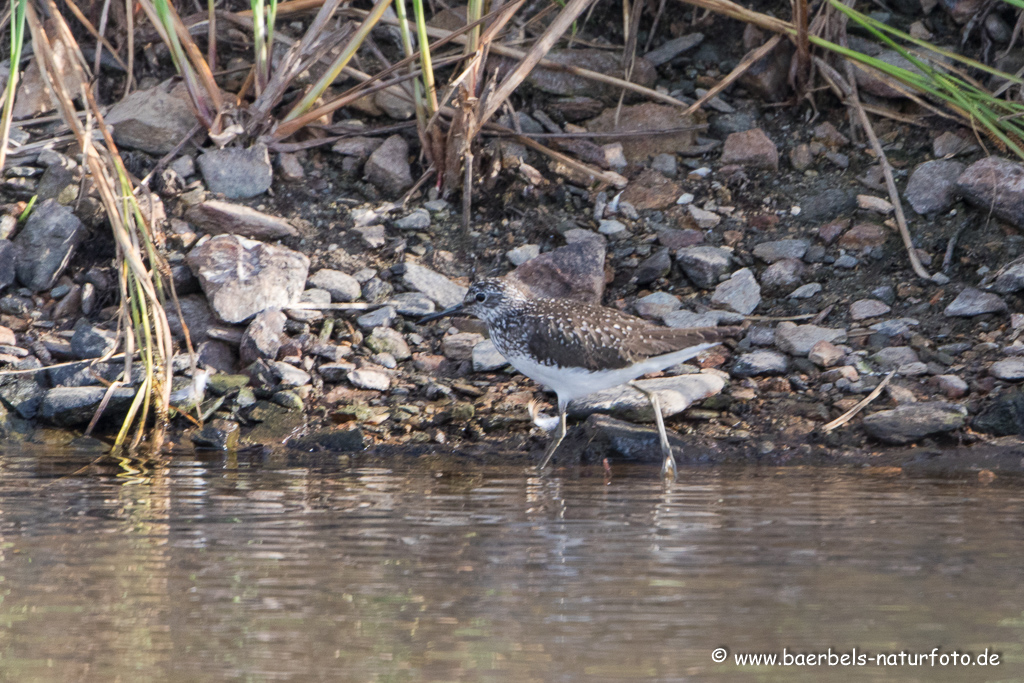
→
(419, 278, 526, 325)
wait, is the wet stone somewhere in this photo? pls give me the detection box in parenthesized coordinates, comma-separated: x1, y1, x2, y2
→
(862, 402, 967, 444)
(0, 240, 16, 293)
(39, 386, 136, 427)
(191, 419, 240, 450)
(972, 390, 1024, 436)
(288, 426, 364, 452)
(0, 377, 47, 419)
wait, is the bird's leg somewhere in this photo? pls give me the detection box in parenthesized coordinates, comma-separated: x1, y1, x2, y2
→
(538, 401, 568, 470)
(630, 381, 677, 481)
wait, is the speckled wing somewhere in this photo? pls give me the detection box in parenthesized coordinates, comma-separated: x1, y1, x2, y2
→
(617, 326, 742, 361)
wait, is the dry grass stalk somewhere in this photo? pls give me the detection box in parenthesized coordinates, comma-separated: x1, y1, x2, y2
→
(684, 34, 783, 116)
(822, 370, 896, 433)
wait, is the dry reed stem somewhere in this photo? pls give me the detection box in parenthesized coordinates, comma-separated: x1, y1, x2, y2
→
(684, 34, 782, 116)
(822, 370, 895, 433)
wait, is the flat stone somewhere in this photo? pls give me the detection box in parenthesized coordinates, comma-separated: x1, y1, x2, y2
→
(288, 426, 364, 452)
(621, 169, 683, 211)
(905, 159, 964, 215)
(585, 103, 698, 161)
(443, 332, 485, 361)
(365, 135, 413, 196)
(657, 228, 703, 250)
(633, 248, 672, 285)
(352, 224, 387, 249)
(356, 306, 396, 330)
(105, 80, 199, 154)
(774, 322, 847, 356)
(184, 200, 297, 239)
(634, 291, 681, 320)
(752, 239, 809, 263)
(366, 327, 411, 360)
(834, 254, 859, 269)
(789, 282, 822, 299)
(643, 33, 704, 66)
(720, 128, 779, 171)
(663, 309, 744, 328)
(308, 269, 361, 302)
(39, 386, 136, 427)
(387, 292, 435, 316)
(403, 263, 467, 309)
(598, 219, 629, 239)
(348, 368, 391, 392)
(270, 360, 311, 388)
(508, 241, 606, 304)
(188, 234, 309, 323)
(566, 373, 724, 420)
(991, 358, 1024, 381)
(240, 309, 286, 365)
(395, 209, 431, 231)
(12, 199, 85, 292)
(70, 323, 117, 359)
(687, 205, 721, 229)
(332, 136, 383, 158)
(871, 346, 920, 369)
(898, 362, 929, 377)
(799, 188, 856, 223)
(731, 350, 789, 377)
(318, 362, 357, 383)
(472, 339, 508, 372)
(676, 246, 732, 289)
(711, 268, 761, 315)
(850, 299, 891, 320)
(932, 374, 968, 399)
(943, 287, 1008, 317)
(957, 156, 1024, 228)
(862, 402, 967, 444)
(197, 143, 273, 199)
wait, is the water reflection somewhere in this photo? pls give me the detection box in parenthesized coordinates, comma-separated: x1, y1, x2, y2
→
(0, 447, 1021, 681)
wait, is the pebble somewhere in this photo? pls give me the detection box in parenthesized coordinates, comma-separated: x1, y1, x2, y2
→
(838, 223, 887, 249)
(687, 205, 721, 229)
(352, 224, 387, 249)
(387, 292, 435, 316)
(849, 299, 891, 320)
(356, 306, 396, 330)
(308, 269, 361, 302)
(871, 346, 920, 369)
(403, 263, 467, 309)
(898, 362, 929, 377)
(789, 283, 822, 299)
(990, 358, 1024, 381)
(364, 135, 413, 196)
(676, 246, 732, 289)
(348, 368, 391, 392)
(395, 208, 431, 230)
(271, 361, 311, 388)
(834, 254, 859, 269)
(185, 200, 298, 240)
(956, 156, 1024, 229)
(598, 219, 628, 239)
(720, 128, 779, 171)
(931, 374, 968, 398)
(366, 327, 411, 360)
(760, 258, 805, 290)
(711, 268, 761, 315)
(993, 261, 1024, 294)
(663, 309, 744, 328)
(319, 363, 357, 383)
(808, 340, 844, 368)
(752, 239, 809, 263)
(905, 159, 964, 215)
(732, 350, 789, 377)
(197, 143, 273, 199)
(443, 332, 485, 360)
(774, 322, 847, 356)
(507, 244, 541, 266)
(943, 287, 1008, 317)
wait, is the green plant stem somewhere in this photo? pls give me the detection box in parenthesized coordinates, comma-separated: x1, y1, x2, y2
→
(412, 0, 438, 115)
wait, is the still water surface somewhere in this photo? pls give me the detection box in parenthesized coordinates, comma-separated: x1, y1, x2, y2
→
(0, 446, 1021, 682)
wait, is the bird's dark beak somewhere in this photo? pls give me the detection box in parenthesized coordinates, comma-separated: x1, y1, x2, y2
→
(418, 301, 465, 324)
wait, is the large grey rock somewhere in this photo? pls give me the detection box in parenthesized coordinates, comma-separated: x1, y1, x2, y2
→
(364, 135, 413, 195)
(507, 241, 606, 304)
(943, 287, 1008, 317)
(105, 80, 199, 154)
(403, 263, 467, 309)
(862, 402, 967, 444)
(676, 246, 731, 289)
(774, 322, 847, 356)
(566, 373, 724, 420)
(711, 268, 761, 315)
(40, 386, 137, 427)
(308, 269, 361, 302)
(12, 199, 85, 292)
(0, 377, 46, 419)
(957, 157, 1024, 228)
(187, 234, 309, 323)
(905, 159, 964, 215)
(240, 309, 287, 365)
(184, 200, 297, 239)
(197, 143, 273, 199)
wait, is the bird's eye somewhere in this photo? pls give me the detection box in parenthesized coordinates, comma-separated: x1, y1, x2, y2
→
(475, 292, 487, 303)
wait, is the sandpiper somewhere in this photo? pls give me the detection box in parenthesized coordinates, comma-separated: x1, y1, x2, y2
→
(420, 278, 739, 479)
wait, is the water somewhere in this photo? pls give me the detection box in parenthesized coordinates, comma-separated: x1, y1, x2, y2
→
(0, 446, 1021, 682)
